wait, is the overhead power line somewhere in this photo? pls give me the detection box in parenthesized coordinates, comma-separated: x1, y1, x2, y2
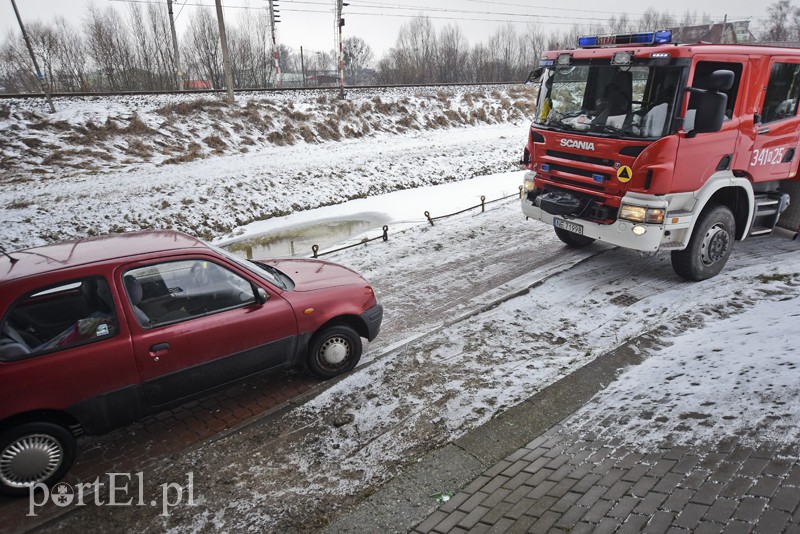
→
(108, 0, 766, 25)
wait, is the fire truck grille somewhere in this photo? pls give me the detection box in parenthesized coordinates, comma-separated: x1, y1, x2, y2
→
(546, 150, 616, 167)
(549, 163, 610, 191)
(546, 175, 606, 192)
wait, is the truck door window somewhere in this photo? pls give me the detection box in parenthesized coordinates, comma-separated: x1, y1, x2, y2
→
(688, 61, 743, 120)
(761, 63, 800, 124)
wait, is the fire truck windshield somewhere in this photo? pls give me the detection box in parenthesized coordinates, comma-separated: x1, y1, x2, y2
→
(534, 63, 683, 139)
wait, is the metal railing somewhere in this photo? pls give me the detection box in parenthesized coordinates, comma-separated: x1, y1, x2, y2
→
(311, 186, 524, 258)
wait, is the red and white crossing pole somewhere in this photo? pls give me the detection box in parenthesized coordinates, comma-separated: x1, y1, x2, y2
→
(268, 0, 281, 88)
(335, 0, 347, 98)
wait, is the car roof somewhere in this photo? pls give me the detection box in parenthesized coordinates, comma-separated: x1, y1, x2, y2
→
(1, 230, 208, 283)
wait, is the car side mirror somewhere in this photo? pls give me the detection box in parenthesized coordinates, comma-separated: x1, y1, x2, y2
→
(255, 286, 268, 305)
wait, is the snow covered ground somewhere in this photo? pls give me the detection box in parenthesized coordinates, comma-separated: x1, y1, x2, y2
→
(51, 193, 800, 532)
(0, 85, 532, 248)
(3, 91, 799, 532)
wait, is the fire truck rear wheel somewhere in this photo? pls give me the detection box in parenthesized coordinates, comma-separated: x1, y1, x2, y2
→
(671, 204, 735, 281)
(554, 227, 595, 248)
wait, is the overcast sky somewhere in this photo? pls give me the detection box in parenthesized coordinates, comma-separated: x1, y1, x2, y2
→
(0, 0, 771, 58)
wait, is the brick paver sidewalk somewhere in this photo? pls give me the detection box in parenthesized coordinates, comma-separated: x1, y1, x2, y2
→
(413, 425, 800, 533)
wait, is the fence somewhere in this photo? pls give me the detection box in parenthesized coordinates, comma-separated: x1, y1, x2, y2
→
(311, 186, 524, 258)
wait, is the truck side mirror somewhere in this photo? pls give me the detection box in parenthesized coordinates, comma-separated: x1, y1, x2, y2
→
(684, 69, 733, 138)
(705, 69, 734, 91)
(688, 91, 728, 137)
(527, 68, 543, 84)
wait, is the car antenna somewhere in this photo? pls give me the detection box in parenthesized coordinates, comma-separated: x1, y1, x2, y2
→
(0, 246, 19, 264)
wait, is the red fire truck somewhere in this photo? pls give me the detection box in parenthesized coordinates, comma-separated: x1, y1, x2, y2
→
(521, 30, 799, 280)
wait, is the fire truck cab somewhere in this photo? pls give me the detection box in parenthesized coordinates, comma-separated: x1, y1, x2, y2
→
(521, 30, 799, 280)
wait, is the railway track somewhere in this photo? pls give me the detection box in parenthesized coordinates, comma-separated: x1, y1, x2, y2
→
(0, 81, 525, 100)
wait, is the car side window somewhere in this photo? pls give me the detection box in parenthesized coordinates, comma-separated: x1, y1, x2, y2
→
(123, 260, 257, 328)
(761, 62, 800, 124)
(0, 277, 118, 361)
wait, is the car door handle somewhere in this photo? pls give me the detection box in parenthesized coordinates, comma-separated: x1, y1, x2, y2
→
(757, 127, 770, 134)
(150, 342, 170, 353)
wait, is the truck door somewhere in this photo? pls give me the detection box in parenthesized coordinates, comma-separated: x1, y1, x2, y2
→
(750, 58, 800, 182)
(673, 57, 746, 194)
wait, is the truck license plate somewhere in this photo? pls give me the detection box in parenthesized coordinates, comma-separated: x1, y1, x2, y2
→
(554, 218, 584, 235)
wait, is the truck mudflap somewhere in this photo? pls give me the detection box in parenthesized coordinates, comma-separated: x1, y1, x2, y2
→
(521, 197, 665, 253)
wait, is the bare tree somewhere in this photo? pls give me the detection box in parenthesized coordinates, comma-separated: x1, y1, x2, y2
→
(437, 25, 469, 83)
(183, 7, 223, 88)
(390, 16, 438, 83)
(763, 0, 796, 41)
(343, 36, 374, 84)
(53, 17, 89, 92)
(84, 4, 138, 91)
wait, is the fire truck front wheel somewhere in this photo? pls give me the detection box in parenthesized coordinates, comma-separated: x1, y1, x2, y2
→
(671, 204, 736, 281)
(554, 226, 596, 248)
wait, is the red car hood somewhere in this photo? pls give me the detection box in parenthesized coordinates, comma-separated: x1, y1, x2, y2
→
(262, 258, 368, 292)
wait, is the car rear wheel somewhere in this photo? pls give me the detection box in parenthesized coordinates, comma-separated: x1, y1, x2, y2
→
(307, 325, 362, 379)
(554, 226, 595, 248)
(0, 422, 76, 497)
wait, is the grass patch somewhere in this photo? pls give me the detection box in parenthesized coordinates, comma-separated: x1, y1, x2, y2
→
(6, 199, 33, 209)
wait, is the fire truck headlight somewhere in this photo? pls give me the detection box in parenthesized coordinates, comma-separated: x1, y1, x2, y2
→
(523, 172, 537, 192)
(619, 204, 646, 223)
(632, 225, 647, 236)
(620, 204, 665, 224)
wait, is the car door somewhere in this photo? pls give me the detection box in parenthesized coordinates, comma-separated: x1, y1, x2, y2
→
(750, 58, 800, 182)
(119, 257, 298, 407)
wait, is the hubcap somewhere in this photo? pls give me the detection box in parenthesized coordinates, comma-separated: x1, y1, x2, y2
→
(319, 336, 350, 367)
(0, 434, 63, 489)
(701, 223, 730, 266)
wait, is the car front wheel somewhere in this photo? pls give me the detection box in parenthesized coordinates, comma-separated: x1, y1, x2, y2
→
(307, 325, 362, 379)
(0, 422, 76, 497)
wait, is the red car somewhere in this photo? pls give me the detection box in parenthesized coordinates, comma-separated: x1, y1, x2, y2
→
(0, 230, 382, 496)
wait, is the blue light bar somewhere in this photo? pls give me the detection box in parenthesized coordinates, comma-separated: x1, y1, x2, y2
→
(577, 29, 672, 48)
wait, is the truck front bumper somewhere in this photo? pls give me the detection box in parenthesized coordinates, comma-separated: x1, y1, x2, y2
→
(521, 196, 667, 253)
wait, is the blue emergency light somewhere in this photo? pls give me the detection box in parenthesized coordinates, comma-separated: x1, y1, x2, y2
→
(578, 30, 672, 48)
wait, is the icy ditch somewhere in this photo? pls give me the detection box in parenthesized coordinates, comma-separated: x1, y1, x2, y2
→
(0, 121, 528, 249)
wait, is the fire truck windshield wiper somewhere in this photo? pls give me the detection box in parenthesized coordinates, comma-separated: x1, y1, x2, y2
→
(590, 123, 628, 137)
(545, 117, 576, 131)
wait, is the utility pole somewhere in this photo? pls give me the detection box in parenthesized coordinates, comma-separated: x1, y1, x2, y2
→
(10, 0, 55, 113)
(214, 0, 235, 103)
(167, 0, 184, 91)
(267, 0, 281, 88)
(300, 46, 306, 87)
(335, 0, 347, 98)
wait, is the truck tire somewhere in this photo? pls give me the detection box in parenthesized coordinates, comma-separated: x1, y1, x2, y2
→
(554, 226, 595, 248)
(671, 204, 735, 281)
